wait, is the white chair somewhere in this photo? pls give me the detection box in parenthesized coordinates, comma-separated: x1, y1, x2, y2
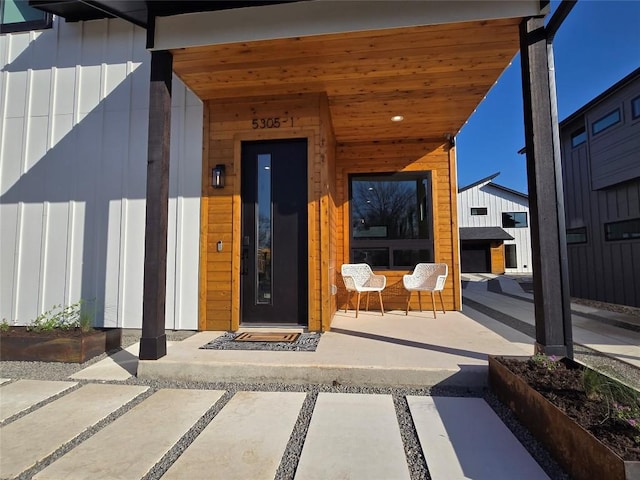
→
(341, 263, 387, 318)
(403, 263, 448, 318)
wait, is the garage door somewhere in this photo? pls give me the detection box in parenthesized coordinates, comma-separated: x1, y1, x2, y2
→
(461, 244, 490, 273)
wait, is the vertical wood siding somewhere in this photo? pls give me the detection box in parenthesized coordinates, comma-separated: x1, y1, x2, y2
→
(0, 18, 202, 328)
(458, 182, 532, 273)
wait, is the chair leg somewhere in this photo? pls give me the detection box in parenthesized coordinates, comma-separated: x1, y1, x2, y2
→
(365, 292, 370, 311)
(438, 291, 446, 314)
(418, 291, 422, 312)
(431, 292, 437, 319)
(356, 292, 361, 318)
(378, 291, 384, 315)
(345, 291, 351, 313)
(405, 291, 412, 315)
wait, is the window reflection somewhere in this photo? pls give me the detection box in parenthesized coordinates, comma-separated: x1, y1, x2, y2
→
(257, 154, 272, 304)
(350, 173, 433, 269)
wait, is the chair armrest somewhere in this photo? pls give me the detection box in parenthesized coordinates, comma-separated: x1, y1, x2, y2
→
(402, 273, 418, 289)
(434, 274, 447, 291)
(342, 275, 357, 291)
(367, 274, 387, 289)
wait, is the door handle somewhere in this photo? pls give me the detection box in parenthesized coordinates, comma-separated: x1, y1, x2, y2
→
(241, 246, 249, 275)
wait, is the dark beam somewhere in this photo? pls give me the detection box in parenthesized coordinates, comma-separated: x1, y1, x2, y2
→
(519, 16, 573, 358)
(546, 0, 577, 41)
(139, 50, 172, 360)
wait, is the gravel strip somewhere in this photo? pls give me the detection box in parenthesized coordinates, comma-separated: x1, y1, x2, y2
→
(393, 394, 431, 480)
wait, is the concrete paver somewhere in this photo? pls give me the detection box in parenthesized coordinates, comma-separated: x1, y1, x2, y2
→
(295, 393, 410, 480)
(163, 391, 306, 480)
(0, 379, 77, 422)
(34, 389, 225, 480)
(407, 396, 549, 480)
(0, 379, 10, 385)
(0, 384, 148, 479)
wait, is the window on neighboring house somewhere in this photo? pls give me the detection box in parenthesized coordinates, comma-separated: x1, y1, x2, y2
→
(1, 0, 52, 34)
(350, 172, 434, 269)
(471, 207, 487, 215)
(505, 244, 517, 269)
(604, 218, 640, 241)
(591, 109, 621, 135)
(632, 96, 640, 120)
(570, 127, 587, 148)
(566, 227, 587, 244)
(502, 212, 528, 228)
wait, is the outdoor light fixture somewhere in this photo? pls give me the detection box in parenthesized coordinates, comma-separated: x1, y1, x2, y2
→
(212, 164, 225, 188)
(391, 115, 404, 122)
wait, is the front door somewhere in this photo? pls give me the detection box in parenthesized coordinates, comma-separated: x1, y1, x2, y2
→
(241, 139, 308, 325)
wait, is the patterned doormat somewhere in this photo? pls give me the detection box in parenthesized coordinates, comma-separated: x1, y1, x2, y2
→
(200, 332, 321, 352)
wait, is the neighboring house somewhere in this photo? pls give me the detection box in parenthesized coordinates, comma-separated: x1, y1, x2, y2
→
(560, 67, 640, 308)
(458, 173, 532, 274)
(1, 1, 561, 355)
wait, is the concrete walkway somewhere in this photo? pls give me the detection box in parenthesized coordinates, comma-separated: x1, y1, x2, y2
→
(2, 275, 637, 479)
(1, 382, 549, 480)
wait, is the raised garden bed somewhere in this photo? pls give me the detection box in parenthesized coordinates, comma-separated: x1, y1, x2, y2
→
(489, 355, 640, 480)
(0, 327, 122, 363)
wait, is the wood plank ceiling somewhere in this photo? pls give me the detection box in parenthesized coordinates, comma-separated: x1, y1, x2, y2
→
(171, 17, 521, 143)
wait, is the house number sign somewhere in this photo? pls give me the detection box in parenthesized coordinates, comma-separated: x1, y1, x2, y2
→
(251, 117, 295, 129)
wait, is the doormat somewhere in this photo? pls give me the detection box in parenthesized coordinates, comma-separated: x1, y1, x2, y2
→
(200, 332, 321, 352)
(235, 332, 300, 342)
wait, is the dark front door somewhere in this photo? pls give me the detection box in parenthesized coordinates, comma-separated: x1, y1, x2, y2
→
(241, 139, 308, 325)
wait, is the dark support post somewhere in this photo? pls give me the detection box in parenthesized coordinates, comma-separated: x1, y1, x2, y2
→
(519, 16, 573, 358)
(140, 50, 173, 360)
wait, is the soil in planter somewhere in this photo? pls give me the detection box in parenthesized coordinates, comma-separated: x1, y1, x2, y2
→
(499, 357, 640, 462)
(1, 326, 99, 337)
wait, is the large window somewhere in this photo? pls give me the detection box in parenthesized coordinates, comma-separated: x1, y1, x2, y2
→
(591, 109, 621, 135)
(605, 218, 640, 241)
(505, 244, 517, 269)
(350, 172, 433, 269)
(1, 0, 51, 33)
(502, 212, 528, 228)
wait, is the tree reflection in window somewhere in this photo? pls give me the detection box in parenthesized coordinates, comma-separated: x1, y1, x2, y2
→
(350, 173, 433, 269)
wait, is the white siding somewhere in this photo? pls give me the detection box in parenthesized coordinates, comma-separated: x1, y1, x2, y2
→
(458, 181, 532, 273)
(0, 18, 203, 329)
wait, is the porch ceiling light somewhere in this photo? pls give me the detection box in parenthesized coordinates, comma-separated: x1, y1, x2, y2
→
(391, 115, 404, 122)
(212, 164, 225, 189)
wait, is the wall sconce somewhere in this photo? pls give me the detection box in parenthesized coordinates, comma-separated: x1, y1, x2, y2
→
(212, 164, 225, 188)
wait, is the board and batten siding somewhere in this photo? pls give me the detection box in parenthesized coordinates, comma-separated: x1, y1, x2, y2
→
(0, 18, 202, 329)
(458, 181, 532, 273)
(561, 115, 640, 308)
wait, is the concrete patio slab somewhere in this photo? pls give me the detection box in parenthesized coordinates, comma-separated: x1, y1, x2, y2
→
(295, 392, 410, 480)
(70, 343, 140, 381)
(407, 396, 549, 479)
(0, 384, 148, 479)
(35, 389, 225, 480)
(0, 379, 77, 422)
(137, 310, 533, 388)
(163, 391, 306, 480)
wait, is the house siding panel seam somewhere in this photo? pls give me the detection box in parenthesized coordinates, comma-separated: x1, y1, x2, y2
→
(0, 18, 202, 329)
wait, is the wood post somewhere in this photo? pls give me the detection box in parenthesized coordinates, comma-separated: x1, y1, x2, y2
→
(519, 17, 573, 358)
(140, 50, 173, 360)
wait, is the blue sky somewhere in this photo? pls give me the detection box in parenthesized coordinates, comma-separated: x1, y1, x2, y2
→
(456, 0, 640, 193)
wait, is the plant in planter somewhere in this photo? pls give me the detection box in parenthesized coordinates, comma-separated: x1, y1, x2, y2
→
(489, 354, 640, 480)
(0, 300, 121, 363)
